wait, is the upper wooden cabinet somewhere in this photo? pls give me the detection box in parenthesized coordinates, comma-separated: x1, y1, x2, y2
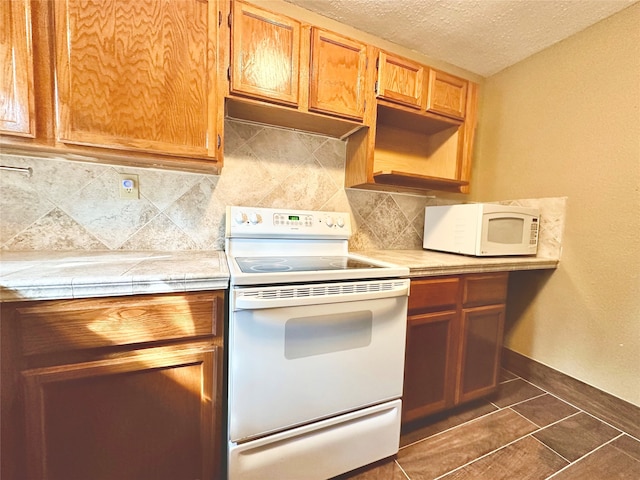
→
(230, 0, 301, 106)
(223, 1, 369, 136)
(309, 28, 367, 121)
(376, 52, 424, 110)
(52, 0, 219, 160)
(0, 0, 36, 137)
(427, 68, 468, 120)
(345, 48, 478, 194)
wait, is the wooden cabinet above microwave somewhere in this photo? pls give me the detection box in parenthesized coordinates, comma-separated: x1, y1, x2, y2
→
(346, 49, 478, 194)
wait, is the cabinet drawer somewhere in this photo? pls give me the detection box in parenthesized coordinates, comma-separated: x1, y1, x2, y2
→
(462, 273, 508, 307)
(409, 277, 459, 313)
(17, 292, 223, 356)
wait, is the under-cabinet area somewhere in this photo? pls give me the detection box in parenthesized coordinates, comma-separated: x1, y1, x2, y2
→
(2, 0, 479, 193)
(0, 291, 226, 480)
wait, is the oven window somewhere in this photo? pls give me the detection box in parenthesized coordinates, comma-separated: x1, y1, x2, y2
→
(284, 311, 373, 360)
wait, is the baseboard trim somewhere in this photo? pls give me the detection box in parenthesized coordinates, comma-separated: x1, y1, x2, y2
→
(502, 348, 640, 439)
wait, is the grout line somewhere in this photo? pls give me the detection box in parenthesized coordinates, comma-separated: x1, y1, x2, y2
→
(530, 434, 572, 464)
(498, 376, 521, 385)
(508, 405, 545, 429)
(400, 370, 639, 480)
(399, 407, 502, 450)
(508, 372, 639, 440)
(394, 459, 411, 480)
(499, 391, 548, 410)
(545, 432, 626, 479)
(431, 432, 541, 480)
(609, 433, 640, 464)
(525, 383, 629, 438)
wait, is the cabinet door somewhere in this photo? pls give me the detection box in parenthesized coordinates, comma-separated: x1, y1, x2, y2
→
(376, 52, 423, 109)
(53, 0, 217, 158)
(0, 0, 35, 137)
(426, 69, 468, 120)
(309, 28, 367, 121)
(22, 345, 221, 480)
(230, 1, 300, 106)
(402, 311, 458, 423)
(457, 304, 505, 404)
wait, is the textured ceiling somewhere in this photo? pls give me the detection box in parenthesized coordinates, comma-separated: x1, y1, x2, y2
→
(284, 0, 638, 77)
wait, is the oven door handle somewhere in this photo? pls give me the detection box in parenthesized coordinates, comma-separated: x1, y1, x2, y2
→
(233, 280, 410, 310)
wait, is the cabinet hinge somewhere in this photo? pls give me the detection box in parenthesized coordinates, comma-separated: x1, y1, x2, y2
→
(217, 134, 221, 149)
(376, 57, 379, 69)
(218, 10, 222, 27)
(228, 12, 232, 28)
(227, 67, 231, 81)
(365, 57, 368, 70)
(374, 81, 378, 94)
(363, 100, 366, 112)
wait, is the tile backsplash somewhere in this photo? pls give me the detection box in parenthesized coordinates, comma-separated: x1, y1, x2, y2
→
(0, 120, 434, 251)
(1, 120, 566, 255)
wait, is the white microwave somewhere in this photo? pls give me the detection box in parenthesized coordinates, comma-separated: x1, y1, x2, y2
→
(423, 203, 540, 256)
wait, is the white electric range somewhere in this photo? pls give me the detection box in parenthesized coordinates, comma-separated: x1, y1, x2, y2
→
(224, 206, 410, 479)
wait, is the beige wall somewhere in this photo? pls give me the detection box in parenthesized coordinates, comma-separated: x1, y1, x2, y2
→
(473, 4, 640, 406)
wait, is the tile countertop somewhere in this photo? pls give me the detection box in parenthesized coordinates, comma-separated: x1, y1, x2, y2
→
(0, 249, 558, 302)
(354, 249, 559, 277)
(0, 251, 229, 302)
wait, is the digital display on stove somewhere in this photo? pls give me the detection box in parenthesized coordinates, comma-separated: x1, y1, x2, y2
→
(235, 256, 383, 273)
(289, 215, 300, 221)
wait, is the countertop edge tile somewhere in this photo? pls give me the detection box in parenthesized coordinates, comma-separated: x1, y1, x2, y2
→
(0, 251, 230, 302)
(354, 249, 559, 277)
(1, 249, 557, 302)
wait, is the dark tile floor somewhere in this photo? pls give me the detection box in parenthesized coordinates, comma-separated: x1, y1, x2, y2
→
(338, 370, 640, 479)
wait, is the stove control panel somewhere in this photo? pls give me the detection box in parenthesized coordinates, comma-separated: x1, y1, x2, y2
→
(226, 206, 351, 239)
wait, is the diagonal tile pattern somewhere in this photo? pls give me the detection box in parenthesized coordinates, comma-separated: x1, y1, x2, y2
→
(337, 372, 640, 480)
(1, 120, 435, 251)
(1, 119, 566, 252)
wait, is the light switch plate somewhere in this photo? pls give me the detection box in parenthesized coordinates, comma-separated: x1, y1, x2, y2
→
(119, 174, 139, 199)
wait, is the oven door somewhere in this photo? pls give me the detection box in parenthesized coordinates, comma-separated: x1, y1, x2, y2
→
(228, 278, 410, 443)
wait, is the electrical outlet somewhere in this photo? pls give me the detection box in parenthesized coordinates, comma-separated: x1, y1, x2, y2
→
(119, 174, 139, 199)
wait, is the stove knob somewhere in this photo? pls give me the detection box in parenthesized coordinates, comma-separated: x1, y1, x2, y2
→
(234, 212, 246, 224)
(249, 212, 260, 224)
(325, 216, 334, 227)
(336, 217, 345, 228)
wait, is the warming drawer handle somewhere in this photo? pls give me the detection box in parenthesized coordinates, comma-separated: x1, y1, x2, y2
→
(233, 282, 409, 310)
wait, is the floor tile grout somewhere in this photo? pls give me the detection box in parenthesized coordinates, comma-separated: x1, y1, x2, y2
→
(430, 430, 545, 480)
(530, 433, 573, 465)
(527, 380, 630, 439)
(544, 432, 626, 479)
(397, 369, 639, 480)
(398, 406, 502, 450)
(394, 459, 411, 480)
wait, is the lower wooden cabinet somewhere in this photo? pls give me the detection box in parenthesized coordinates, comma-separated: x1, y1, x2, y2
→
(457, 304, 505, 404)
(403, 310, 457, 419)
(1, 291, 225, 480)
(402, 273, 508, 423)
